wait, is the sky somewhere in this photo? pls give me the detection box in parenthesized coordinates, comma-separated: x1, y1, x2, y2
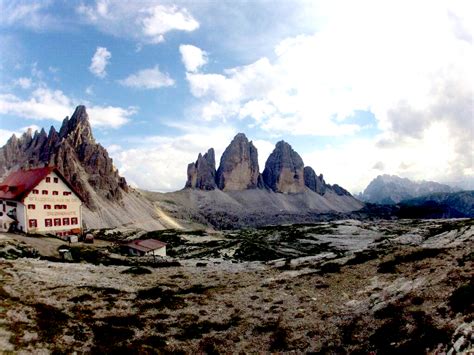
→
(0, 0, 473, 193)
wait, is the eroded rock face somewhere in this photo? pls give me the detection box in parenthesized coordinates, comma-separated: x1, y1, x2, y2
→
(0, 105, 128, 208)
(185, 148, 217, 190)
(304, 166, 327, 195)
(216, 133, 262, 191)
(262, 141, 305, 193)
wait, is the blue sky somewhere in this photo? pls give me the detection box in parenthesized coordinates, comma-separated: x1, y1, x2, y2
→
(0, 0, 473, 192)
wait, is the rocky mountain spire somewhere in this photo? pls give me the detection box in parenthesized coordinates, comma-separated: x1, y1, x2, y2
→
(262, 141, 305, 193)
(216, 133, 263, 191)
(185, 148, 217, 190)
(0, 105, 128, 208)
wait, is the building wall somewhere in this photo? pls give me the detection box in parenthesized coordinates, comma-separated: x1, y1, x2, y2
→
(127, 247, 143, 256)
(145, 246, 166, 257)
(0, 200, 26, 232)
(22, 171, 82, 235)
(127, 246, 166, 257)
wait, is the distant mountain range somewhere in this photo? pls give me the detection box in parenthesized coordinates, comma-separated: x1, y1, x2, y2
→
(358, 174, 457, 204)
(397, 191, 474, 219)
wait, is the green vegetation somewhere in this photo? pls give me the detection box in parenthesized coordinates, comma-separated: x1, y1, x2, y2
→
(449, 281, 474, 314)
(378, 248, 445, 273)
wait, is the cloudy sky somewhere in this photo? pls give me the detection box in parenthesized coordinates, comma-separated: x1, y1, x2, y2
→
(0, 0, 472, 193)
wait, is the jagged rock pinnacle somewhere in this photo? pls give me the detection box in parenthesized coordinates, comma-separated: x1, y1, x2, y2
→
(216, 133, 262, 191)
(262, 140, 305, 193)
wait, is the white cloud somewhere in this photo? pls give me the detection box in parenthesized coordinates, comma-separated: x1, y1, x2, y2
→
(184, 0, 473, 186)
(0, 86, 135, 129)
(85, 86, 94, 95)
(87, 105, 137, 128)
(111, 125, 237, 191)
(142, 5, 199, 43)
(179, 44, 208, 72)
(303, 122, 467, 194)
(77, 1, 199, 44)
(14, 77, 32, 89)
(89, 47, 111, 78)
(118, 66, 174, 89)
(0, 1, 59, 30)
(0, 88, 71, 120)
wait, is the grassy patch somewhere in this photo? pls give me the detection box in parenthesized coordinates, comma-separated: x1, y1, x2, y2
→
(319, 262, 341, 274)
(449, 281, 474, 314)
(346, 249, 383, 266)
(34, 303, 70, 343)
(378, 248, 445, 273)
(121, 266, 152, 275)
(177, 313, 241, 341)
(369, 309, 451, 354)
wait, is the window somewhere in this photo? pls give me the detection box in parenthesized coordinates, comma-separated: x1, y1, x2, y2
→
(32, 189, 39, 194)
(54, 205, 65, 210)
(62, 205, 67, 209)
(45, 177, 51, 183)
(52, 191, 59, 196)
(63, 191, 71, 196)
(63, 218, 70, 226)
(53, 177, 58, 183)
(28, 219, 37, 228)
(27, 204, 35, 209)
(54, 218, 61, 226)
(71, 217, 78, 225)
(44, 204, 51, 209)
(42, 190, 48, 195)
(45, 219, 52, 227)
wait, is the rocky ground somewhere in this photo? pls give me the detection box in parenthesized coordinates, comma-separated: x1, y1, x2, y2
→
(0, 219, 473, 354)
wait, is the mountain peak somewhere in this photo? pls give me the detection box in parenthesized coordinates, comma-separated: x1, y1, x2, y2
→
(263, 140, 305, 193)
(360, 174, 455, 204)
(216, 133, 261, 191)
(59, 105, 94, 144)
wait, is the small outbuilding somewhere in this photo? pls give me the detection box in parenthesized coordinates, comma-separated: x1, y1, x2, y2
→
(0, 211, 15, 232)
(124, 239, 167, 257)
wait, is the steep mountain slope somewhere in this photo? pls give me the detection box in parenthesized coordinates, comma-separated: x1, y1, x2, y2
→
(146, 188, 363, 229)
(0, 106, 170, 230)
(359, 174, 456, 204)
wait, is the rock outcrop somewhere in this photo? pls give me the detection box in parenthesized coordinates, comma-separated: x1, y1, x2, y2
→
(185, 149, 217, 190)
(0, 105, 128, 209)
(262, 141, 305, 193)
(330, 184, 351, 196)
(183, 135, 354, 199)
(304, 166, 327, 195)
(216, 133, 262, 191)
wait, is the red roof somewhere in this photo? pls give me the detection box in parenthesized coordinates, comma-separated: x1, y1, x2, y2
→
(0, 167, 84, 202)
(125, 239, 167, 252)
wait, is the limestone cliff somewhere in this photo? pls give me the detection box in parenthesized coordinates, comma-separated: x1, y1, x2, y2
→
(262, 141, 305, 193)
(185, 148, 217, 190)
(216, 133, 262, 191)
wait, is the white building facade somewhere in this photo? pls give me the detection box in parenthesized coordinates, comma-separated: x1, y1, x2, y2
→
(0, 167, 83, 236)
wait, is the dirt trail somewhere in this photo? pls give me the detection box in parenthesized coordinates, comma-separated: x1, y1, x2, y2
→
(154, 205, 184, 229)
